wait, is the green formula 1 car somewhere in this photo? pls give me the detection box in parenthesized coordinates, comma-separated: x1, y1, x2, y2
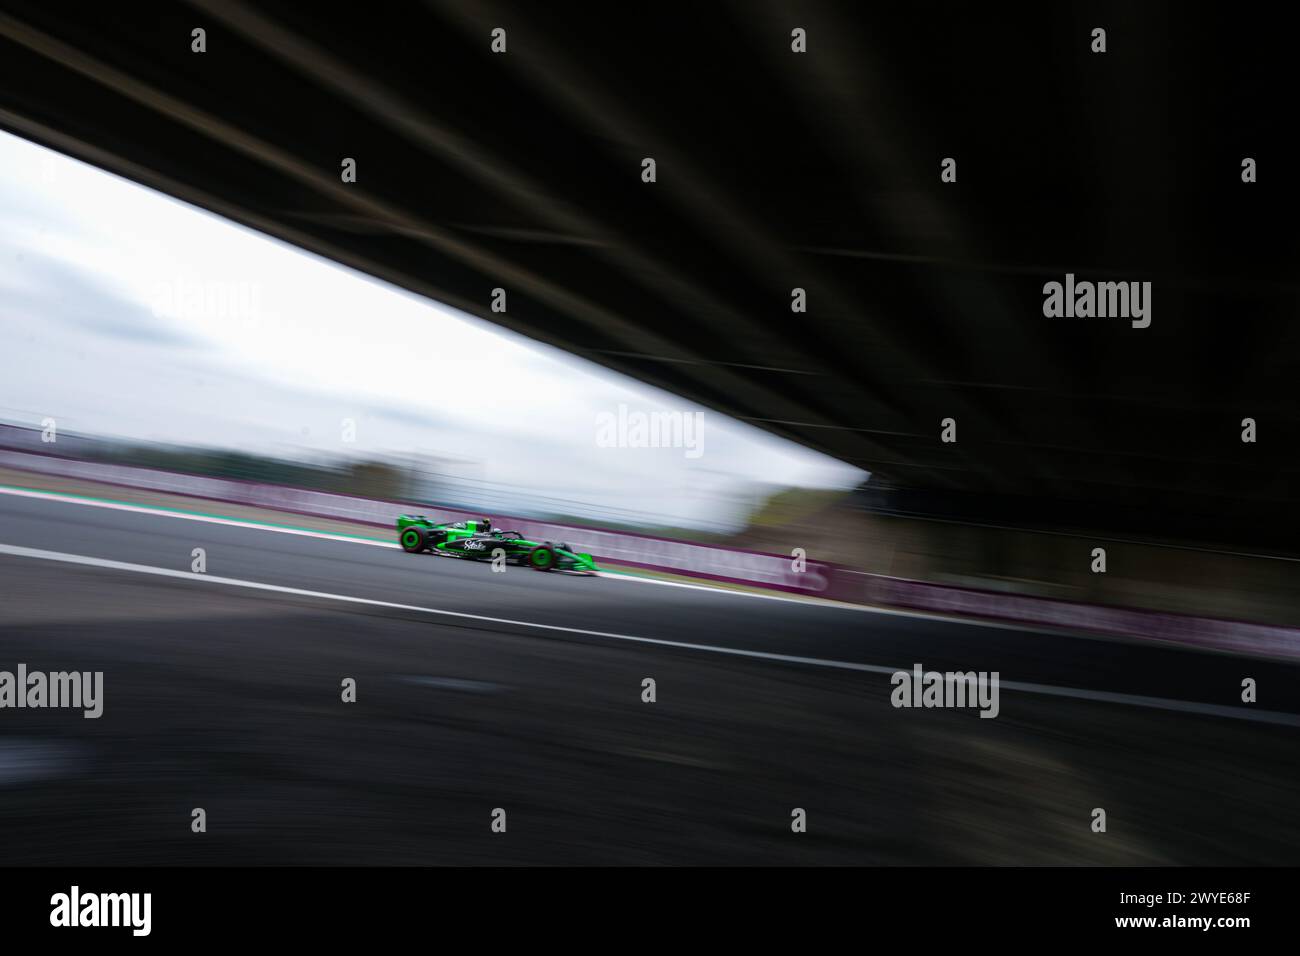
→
(396, 514, 598, 573)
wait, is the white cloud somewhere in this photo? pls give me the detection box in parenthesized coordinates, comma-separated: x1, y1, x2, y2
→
(0, 131, 865, 528)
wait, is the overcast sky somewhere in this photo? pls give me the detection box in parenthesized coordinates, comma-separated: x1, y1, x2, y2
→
(0, 130, 865, 528)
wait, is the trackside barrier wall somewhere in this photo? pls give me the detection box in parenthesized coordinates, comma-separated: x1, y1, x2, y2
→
(835, 571, 1300, 662)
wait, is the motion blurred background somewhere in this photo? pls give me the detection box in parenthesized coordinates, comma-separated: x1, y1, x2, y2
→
(0, 0, 1297, 866)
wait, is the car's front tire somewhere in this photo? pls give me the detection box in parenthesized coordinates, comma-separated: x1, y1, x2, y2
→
(527, 544, 557, 571)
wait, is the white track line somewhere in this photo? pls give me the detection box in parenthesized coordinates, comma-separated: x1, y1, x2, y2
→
(0, 484, 1106, 628)
(0, 542, 1296, 728)
(0, 485, 856, 609)
(0, 484, 398, 548)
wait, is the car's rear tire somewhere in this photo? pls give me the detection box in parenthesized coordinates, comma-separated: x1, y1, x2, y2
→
(399, 527, 429, 553)
(527, 544, 557, 571)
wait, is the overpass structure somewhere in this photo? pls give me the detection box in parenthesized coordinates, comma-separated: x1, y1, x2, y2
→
(2, 1, 1296, 549)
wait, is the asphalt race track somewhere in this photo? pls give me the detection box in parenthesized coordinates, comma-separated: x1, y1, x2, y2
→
(1, 492, 1298, 864)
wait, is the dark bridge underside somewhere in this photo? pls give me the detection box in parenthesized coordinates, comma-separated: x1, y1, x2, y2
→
(2, 1, 1297, 550)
